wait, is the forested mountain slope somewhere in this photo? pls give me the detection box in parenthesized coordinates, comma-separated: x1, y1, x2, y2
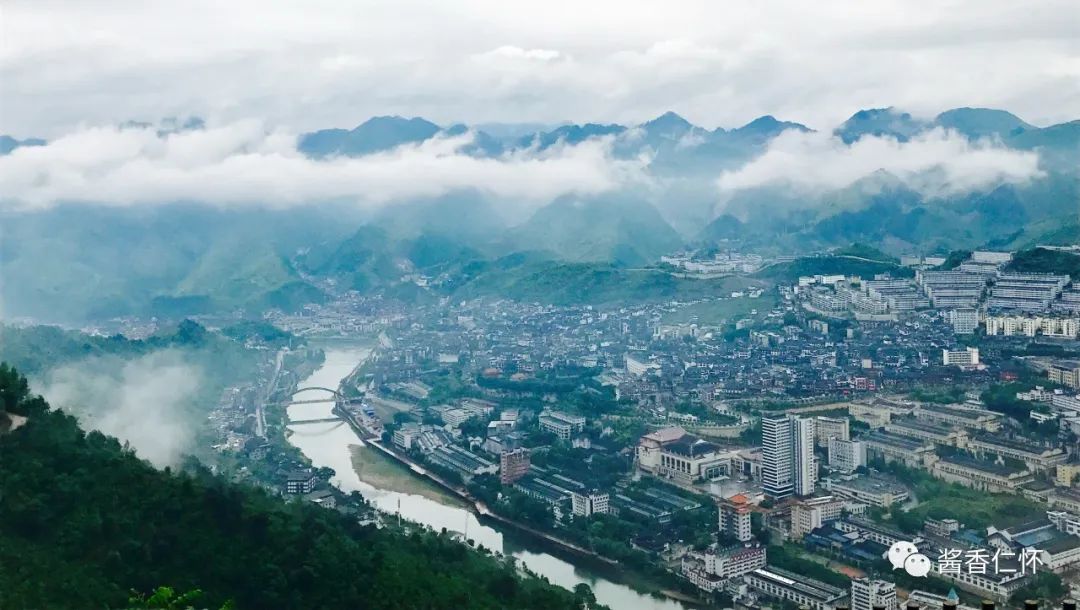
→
(0, 365, 598, 610)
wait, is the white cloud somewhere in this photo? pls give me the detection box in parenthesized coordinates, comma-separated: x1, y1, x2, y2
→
(479, 46, 564, 62)
(1, 0, 1076, 137)
(716, 128, 1043, 197)
(0, 121, 646, 210)
(36, 351, 203, 468)
(675, 129, 708, 150)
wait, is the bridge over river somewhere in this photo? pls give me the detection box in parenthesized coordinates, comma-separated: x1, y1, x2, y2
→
(281, 386, 363, 424)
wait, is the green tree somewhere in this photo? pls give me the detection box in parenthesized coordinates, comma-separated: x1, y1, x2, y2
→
(1010, 571, 1067, 605)
(573, 583, 597, 609)
(127, 587, 233, 610)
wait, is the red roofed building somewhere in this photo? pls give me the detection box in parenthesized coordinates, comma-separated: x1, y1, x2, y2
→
(719, 494, 754, 542)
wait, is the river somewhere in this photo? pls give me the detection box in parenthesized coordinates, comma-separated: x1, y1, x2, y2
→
(286, 346, 690, 610)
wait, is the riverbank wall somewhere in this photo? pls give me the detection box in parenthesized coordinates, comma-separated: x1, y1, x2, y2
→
(360, 436, 619, 566)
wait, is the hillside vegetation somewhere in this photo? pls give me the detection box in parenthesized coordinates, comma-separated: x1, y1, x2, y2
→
(832, 243, 899, 263)
(0, 320, 251, 379)
(1005, 247, 1080, 280)
(456, 261, 759, 305)
(0, 365, 599, 610)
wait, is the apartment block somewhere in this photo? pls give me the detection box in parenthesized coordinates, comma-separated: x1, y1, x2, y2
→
(851, 578, 897, 610)
(827, 438, 866, 473)
(791, 496, 844, 539)
(942, 347, 980, 367)
(538, 410, 586, 440)
(499, 447, 531, 485)
(571, 490, 610, 517)
(814, 416, 850, 446)
(719, 493, 754, 542)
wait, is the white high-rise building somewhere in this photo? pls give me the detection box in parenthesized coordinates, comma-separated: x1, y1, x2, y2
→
(851, 578, 897, 610)
(762, 414, 794, 500)
(793, 417, 816, 496)
(763, 414, 816, 499)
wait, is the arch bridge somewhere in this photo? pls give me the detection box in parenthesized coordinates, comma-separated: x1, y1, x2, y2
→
(281, 386, 364, 425)
(287, 386, 350, 404)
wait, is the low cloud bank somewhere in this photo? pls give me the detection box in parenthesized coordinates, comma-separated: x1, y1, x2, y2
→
(0, 119, 1045, 214)
(0, 121, 644, 211)
(36, 351, 204, 468)
(717, 128, 1042, 197)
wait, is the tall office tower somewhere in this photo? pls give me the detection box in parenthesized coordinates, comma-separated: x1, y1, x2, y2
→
(762, 413, 794, 499)
(762, 414, 817, 500)
(851, 578, 897, 610)
(793, 416, 816, 496)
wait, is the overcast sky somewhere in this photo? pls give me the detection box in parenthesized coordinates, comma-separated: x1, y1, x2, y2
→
(3, 0, 1079, 138)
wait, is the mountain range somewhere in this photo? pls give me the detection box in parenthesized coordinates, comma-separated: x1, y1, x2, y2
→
(1, 106, 1077, 322)
(291, 106, 1076, 162)
(294, 107, 1079, 254)
(298, 107, 1080, 250)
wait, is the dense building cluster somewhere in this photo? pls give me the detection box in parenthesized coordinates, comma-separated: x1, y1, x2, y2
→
(206, 244, 1080, 607)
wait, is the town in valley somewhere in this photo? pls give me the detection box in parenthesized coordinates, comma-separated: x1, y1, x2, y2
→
(138, 244, 1080, 610)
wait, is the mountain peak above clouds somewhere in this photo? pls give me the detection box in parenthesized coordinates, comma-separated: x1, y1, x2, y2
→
(640, 111, 697, 139)
(517, 122, 626, 150)
(0, 135, 46, 155)
(644, 111, 693, 129)
(834, 107, 929, 144)
(832, 106, 1046, 144)
(298, 115, 442, 158)
(933, 107, 1033, 139)
(730, 115, 811, 141)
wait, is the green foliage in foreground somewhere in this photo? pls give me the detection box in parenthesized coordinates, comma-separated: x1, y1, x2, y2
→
(126, 587, 233, 610)
(0, 365, 596, 610)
